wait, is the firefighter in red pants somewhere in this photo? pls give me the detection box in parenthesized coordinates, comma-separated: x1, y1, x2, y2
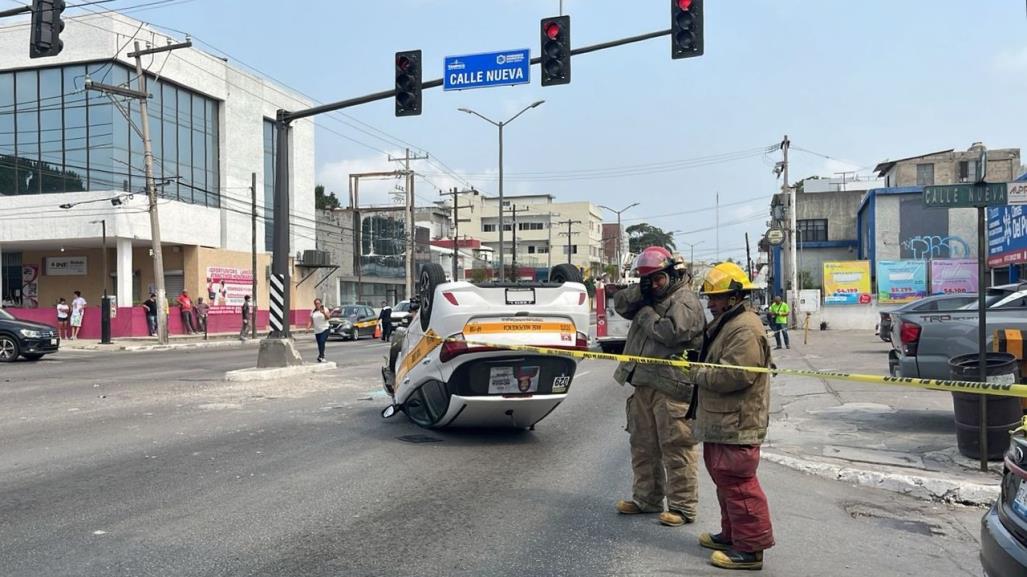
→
(684, 262, 774, 570)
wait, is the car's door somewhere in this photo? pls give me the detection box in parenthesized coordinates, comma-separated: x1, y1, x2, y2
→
(361, 306, 377, 338)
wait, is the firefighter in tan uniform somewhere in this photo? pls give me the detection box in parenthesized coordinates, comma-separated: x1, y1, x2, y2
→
(685, 262, 774, 570)
(612, 246, 706, 526)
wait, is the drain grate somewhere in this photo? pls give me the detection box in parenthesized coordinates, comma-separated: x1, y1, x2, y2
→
(397, 434, 443, 444)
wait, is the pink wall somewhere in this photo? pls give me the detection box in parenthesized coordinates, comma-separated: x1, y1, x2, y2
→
(3, 306, 310, 339)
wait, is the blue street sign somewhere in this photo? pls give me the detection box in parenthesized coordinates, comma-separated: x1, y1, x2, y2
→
(443, 49, 531, 91)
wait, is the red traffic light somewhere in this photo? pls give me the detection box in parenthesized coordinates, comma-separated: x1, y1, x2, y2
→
(678, 0, 693, 9)
(396, 55, 411, 71)
(544, 21, 561, 40)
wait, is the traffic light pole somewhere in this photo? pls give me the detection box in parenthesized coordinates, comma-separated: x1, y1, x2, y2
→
(261, 26, 675, 362)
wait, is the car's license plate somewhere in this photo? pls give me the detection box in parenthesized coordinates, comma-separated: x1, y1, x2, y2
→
(50, 338, 57, 345)
(505, 288, 535, 305)
(488, 366, 539, 394)
(1013, 478, 1027, 519)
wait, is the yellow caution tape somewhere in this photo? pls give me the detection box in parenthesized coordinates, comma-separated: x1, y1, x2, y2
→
(418, 335, 1027, 399)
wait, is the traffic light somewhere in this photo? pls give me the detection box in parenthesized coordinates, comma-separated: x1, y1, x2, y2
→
(395, 50, 422, 117)
(671, 0, 703, 59)
(30, 0, 65, 59)
(540, 15, 570, 86)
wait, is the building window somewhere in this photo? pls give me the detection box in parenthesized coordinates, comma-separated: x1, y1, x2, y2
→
(0, 62, 219, 205)
(482, 223, 496, 233)
(958, 160, 978, 183)
(916, 163, 934, 186)
(527, 245, 536, 254)
(518, 222, 544, 231)
(537, 246, 548, 254)
(502, 223, 512, 232)
(796, 219, 828, 242)
(263, 119, 277, 251)
(1, 252, 22, 306)
(563, 245, 578, 255)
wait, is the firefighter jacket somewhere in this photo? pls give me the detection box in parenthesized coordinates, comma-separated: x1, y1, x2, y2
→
(686, 301, 772, 445)
(612, 279, 706, 401)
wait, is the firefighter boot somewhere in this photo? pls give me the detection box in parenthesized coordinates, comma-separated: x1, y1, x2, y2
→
(698, 532, 732, 551)
(658, 510, 695, 527)
(710, 549, 763, 571)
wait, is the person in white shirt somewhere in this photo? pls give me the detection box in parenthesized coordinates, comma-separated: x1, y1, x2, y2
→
(56, 297, 71, 340)
(70, 291, 87, 340)
(307, 298, 330, 362)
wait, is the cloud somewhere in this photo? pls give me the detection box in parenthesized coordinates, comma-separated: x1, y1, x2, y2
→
(993, 46, 1027, 73)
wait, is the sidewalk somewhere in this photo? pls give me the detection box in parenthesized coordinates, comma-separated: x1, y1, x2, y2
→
(59, 329, 313, 352)
(766, 328, 1003, 505)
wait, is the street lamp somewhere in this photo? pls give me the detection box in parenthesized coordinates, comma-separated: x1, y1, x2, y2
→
(598, 202, 639, 280)
(678, 240, 706, 275)
(458, 100, 545, 281)
(89, 219, 111, 345)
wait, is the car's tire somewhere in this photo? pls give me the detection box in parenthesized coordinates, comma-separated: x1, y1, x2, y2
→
(21, 353, 44, 361)
(549, 263, 583, 284)
(0, 334, 20, 362)
(418, 263, 447, 331)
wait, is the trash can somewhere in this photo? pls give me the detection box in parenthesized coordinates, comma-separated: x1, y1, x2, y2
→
(948, 352, 1023, 460)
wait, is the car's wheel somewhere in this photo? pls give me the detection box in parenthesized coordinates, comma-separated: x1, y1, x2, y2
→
(418, 263, 447, 331)
(0, 335, 20, 362)
(21, 353, 44, 361)
(549, 263, 583, 284)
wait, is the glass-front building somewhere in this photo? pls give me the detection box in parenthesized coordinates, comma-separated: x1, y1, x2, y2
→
(0, 62, 219, 206)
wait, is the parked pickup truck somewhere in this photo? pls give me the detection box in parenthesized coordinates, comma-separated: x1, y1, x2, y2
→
(889, 283, 1027, 379)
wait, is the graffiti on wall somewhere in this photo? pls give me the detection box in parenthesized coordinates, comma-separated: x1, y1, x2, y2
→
(899, 235, 971, 259)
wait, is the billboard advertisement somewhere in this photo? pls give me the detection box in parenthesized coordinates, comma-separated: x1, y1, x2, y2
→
(988, 204, 1027, 267)
(823, 261, 872, 305)
(205, 266, 253, 315)
(929, 259, 977, 295)
(876, 260, 927, 304)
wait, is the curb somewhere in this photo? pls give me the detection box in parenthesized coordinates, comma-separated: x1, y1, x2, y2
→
(120, 339, 262, 352)
(224, 362, 338, 382)
(762, 451, 999, 506)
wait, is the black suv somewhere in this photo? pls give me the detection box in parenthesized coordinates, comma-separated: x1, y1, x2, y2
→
(0, 308, 59, 362)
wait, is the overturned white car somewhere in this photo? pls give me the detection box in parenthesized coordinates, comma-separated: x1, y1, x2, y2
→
(381, 263, 590, 429)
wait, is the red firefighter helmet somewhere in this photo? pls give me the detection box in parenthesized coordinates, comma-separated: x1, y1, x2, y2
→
(632, 246, 674, 277)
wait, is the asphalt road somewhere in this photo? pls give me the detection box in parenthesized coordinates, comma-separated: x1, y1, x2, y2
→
(1, 339, 985, 576)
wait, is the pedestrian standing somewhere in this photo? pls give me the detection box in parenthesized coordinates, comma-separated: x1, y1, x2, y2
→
(70, 290, 86, 340)
(307, 298, 330, 362)
(378, 300, 393, 342)
(195, 297, 210, 334)
(685, 262, 774, 571)
(176, 290, 195, 334)
(612, 246, 706, 528)
(56, 298, 71, 340)
(769, 295, 790, 350)
(239, 295, 252, 340)
(142, 293, 158, 336)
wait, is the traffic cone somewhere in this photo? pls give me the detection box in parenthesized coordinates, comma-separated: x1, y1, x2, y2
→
(374, 321, 382, 339)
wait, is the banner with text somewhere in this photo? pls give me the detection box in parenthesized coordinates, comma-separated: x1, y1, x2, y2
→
(205, 267, 253, 315)
(823, 261, 872, 305)
(930, 259, 978, 295)
(876, 260, 928, 304)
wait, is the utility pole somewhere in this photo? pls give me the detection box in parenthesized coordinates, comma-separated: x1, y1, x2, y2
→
(745, 231, 752, 280)
(87, 39, 191, 344)
(557, 219, 582, 265)
(781, 135, 796, 325)
(389, 148, 429, 300)
(509, 204, 530, 280)
(440, 187, 475, 281)
(250, 172, 258, 339)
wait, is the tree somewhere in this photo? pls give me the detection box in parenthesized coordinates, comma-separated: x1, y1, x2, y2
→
(315, 184, 340, 210)
(626, 223, 676, 254)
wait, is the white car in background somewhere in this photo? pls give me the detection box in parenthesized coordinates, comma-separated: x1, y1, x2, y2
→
(381, 263, 589, 429)
(389, 300, 413, 329)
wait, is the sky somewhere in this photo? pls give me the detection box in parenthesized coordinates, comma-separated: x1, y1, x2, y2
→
(8, 0, 1027, 264)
